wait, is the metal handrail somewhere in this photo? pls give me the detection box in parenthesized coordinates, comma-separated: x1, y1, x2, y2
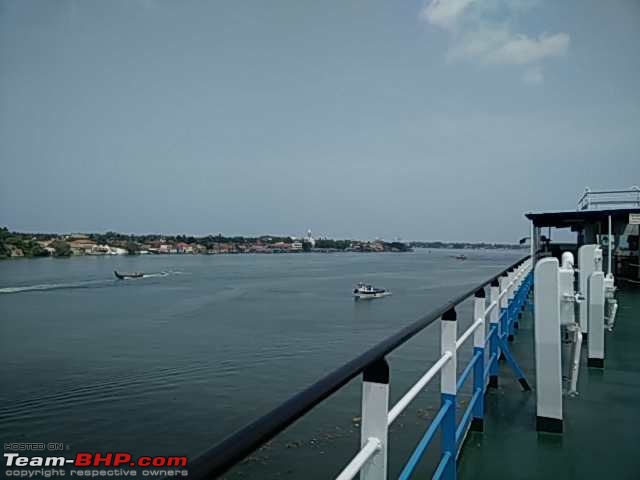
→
(335, 437, 381, 480)
(577, 186, 640, 210)
(387, 351, 452, 425)
(184, 254, 530, 480)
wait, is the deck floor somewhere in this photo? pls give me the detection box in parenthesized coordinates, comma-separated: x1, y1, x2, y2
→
(458, 289, 640, 480)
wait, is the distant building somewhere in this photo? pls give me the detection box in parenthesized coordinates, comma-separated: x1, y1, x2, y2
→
(89, 244, 127, 255)
(68, 239, 97, 255)
(176, 242, 194, 254)
(291, 241, 303, 251)
(272, 242, 290, 252)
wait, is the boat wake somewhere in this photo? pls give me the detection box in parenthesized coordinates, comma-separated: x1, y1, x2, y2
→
(142, 271, 170, 278)
(0, 271, 174, 294)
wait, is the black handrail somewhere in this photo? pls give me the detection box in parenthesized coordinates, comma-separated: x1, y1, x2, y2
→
(185, 254, 530, 479)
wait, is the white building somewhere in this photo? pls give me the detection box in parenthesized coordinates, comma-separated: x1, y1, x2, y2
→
(305, 229, 316, 247)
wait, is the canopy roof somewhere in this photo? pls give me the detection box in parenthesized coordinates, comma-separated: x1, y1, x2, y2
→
(525, 208, 640, 229)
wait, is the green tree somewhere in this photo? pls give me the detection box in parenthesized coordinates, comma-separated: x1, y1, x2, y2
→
(50, 240, 71, 257)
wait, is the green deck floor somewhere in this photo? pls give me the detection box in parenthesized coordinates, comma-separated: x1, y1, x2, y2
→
(458, 289, 640, 480)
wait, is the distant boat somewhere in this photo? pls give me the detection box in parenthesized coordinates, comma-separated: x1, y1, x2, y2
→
(451, 254, 467, 260)
(114, 270, 144, 280)
(353, 282, 391, 300)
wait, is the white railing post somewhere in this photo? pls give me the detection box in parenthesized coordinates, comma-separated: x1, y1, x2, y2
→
(499, 273, 509, 347)
(488, 279, 500, 388)
(440, 307, 457, 479)
(587, 272, 605, 369)
(360, 358, 389, 480)
(471, 289, 486, 431)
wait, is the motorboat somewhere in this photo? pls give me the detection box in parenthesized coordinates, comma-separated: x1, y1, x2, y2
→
(353, 282, 391, 300)
(114, 270, 144, 280)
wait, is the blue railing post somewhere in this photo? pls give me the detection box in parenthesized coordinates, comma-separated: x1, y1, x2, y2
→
(471, 288, 486, 432)
(360, 358, 389, 480)
(440, 307, 457, 480)
(488, 279, 500, 388)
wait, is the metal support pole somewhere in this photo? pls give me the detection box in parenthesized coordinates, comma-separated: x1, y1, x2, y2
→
(360, 358, 389, 480)
(607, 215, 612, 276)
(488, 279, 500, 388)
(471, 289, 485, 432)
(440, 308, 457, 480)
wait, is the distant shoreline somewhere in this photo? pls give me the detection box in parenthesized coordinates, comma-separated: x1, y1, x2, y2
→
(0, 227, 525, 260)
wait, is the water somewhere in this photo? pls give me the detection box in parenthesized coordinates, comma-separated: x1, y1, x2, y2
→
(0, 249, 522, 478)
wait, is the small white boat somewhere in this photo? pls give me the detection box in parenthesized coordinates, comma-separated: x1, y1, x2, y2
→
(353, 282, 391, 300)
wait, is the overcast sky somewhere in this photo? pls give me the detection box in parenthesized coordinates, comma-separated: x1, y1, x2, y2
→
(1, 0, 639, 242)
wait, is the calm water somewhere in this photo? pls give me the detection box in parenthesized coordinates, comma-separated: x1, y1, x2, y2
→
(0, 249, 522, 478)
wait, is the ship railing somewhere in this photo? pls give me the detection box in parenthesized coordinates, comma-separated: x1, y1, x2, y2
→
(184, 255, 533, 480)
(577, 186, 640, 210)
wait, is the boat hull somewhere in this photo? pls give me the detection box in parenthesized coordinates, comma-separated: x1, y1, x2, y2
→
(114, 270, 144, 280)
(354, 291, 391, 300)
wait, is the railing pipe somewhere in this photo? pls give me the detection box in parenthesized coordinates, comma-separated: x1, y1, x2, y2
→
(455, 388, 482, 449)
(456, 351, 480, 392)
(335, 438, 380, 480)
(397, 401, 451, 480)
(483, 299, 498, 318)
(387, 352, 451, 426)
(455, 319, 482, 350)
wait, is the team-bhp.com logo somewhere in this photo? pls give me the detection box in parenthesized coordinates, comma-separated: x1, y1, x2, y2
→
(4, 452, 188, 477)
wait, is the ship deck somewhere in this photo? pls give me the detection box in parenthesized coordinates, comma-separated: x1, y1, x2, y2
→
(459, 288, 640, 479)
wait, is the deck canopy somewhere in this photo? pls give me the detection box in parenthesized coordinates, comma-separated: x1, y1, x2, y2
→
(525, 208, 640, 230)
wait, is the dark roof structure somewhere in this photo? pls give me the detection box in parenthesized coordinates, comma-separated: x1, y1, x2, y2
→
(525, 208, 640, 229)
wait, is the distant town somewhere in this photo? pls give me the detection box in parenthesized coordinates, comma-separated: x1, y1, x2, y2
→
(0, 227, 525, 259)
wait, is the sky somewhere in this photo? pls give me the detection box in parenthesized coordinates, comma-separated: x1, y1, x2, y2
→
(1, 0, 639, 242)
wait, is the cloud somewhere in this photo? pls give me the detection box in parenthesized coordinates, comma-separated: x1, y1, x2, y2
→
(420, 0, 477, 31)
(421, 0, 570, 80)
(448, 28, 569, 66)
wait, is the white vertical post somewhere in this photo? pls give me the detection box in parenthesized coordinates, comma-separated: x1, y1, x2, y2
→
(360, 358, 389, 480)
(534, 257, 563, 433)
(588, 272, 605, 369)
(499, 273, 509, 343)
(471, 289, 486, 431)
(440, 308, 457, 479)
(488, 279, 500, 388)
